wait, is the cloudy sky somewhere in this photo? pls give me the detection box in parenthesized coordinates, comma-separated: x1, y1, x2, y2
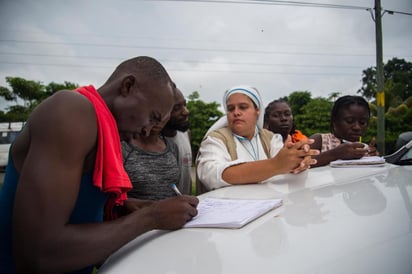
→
(0, 0, 411, 111)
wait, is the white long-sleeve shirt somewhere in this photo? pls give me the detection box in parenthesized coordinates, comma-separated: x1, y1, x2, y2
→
(196, 132, 283, 190)
(166, 131, 193, 195)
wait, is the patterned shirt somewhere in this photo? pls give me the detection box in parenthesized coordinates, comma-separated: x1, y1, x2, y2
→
(320, 133, 342, 152)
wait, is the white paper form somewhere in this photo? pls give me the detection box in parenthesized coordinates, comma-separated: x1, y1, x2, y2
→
(330, 156, 386, 167)
(184, 198, 283, 229)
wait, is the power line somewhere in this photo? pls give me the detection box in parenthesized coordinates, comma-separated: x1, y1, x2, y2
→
(0, 61, 362, 76)
(0, 39, 377, 57)
(151, 0, 412, 15)
(1, 0, 410, 95)
(150, 0, 369, 10)
(383, 9, 412, 16)
(0, 51, 369, 68)
(251, 0, 368, 9)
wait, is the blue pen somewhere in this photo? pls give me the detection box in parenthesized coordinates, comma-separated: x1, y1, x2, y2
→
(170, 183, 182, 196)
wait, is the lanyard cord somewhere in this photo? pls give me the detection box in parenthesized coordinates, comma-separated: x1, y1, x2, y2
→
(237, 134, 259, 161)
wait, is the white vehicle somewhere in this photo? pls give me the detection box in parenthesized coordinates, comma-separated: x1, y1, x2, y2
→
(99, 152, 412, 274)
(0, 122, 24, 169)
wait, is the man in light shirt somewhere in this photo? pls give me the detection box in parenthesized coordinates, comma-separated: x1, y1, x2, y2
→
(162, 85, 193, 195)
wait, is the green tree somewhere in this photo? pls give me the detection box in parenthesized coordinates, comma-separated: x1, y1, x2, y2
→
(296, 97, 333, 137)
(187, 91, 223, 159)
(4, 105, 28, 123)
(31, 81, 79, 109)
(328, 92, 341, 102)
(44, 81, 78, 98)
(0, 77, 44, 109)
(358, 57, 412, 110)
(0, 77, 79, 121)
(384, 96, 412, 153)
(0, 77, 45, 121)
(384, 58, 412, 100)
(287, 91, 312, 116)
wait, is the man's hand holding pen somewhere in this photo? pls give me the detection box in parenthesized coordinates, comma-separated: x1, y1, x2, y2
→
(149, 195, 199, 230)
(170, 183, 183, 196)
(118, 184, 198, 230)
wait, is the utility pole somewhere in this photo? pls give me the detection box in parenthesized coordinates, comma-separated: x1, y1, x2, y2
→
(374, 0, 385, 154)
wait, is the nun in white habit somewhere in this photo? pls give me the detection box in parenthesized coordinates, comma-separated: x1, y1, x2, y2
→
(196, 85, 318, 192)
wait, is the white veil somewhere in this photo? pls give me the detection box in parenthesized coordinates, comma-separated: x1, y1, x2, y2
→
(206, 85, 264, 135)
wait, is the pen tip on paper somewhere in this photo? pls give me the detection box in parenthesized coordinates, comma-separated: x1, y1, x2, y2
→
(170, 183, 182, 196)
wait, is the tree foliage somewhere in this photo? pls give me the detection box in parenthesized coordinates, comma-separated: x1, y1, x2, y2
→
(187, 91, 223, 159)
(383, 97, 412, 152)
(0, 77, 79, 121)
(1, 77, 44, 108)
(295, 97, 333, 137)
(1, 61, 411, 156)
(287, 91, 312, 116)
(358, 57, 412, 111)
(44, 81, 78, 96)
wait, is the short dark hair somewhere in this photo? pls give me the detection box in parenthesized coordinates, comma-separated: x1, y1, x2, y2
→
(106, 56, 171, 84)
(330, 95, 370, 133)
(264, 99, 288, 124)
(264, 99, 297, 133)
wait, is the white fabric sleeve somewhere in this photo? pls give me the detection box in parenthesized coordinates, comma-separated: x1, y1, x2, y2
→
(269, 133, 284, 157)
(196, 136, 247, 190)
(261, 134, 285, 184)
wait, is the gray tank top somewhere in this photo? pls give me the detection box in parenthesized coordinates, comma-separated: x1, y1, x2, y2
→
(121, 138, 180, 200)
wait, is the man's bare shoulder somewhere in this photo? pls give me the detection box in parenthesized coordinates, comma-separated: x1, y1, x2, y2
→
(33, 91, 96, 143)
(31, 90, 96, 124)
(12, 90, 99, 171)
(31, 91, 95, 137)
(42, 89, 93, 109)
